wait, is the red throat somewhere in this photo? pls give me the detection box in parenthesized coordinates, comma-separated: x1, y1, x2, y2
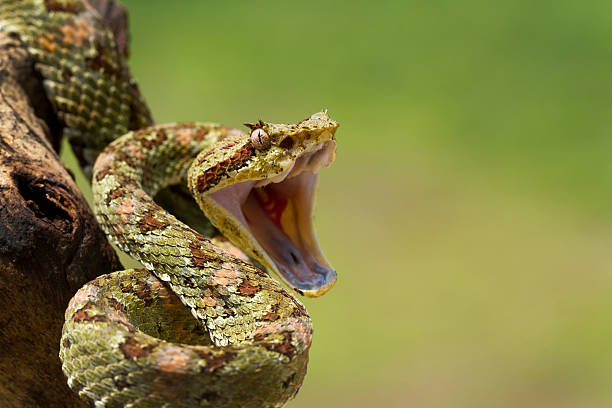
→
(254, 188, 288, 229)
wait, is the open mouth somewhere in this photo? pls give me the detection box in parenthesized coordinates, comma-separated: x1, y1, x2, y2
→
(208, 140, 337, 297)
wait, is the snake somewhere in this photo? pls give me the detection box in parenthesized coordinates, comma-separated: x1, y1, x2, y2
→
(0, 1, 339, 407)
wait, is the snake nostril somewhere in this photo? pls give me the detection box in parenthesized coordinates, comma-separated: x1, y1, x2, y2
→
(279, 137, 294, 150)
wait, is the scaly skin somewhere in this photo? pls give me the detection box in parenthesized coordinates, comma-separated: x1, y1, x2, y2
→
(0, 0, 152, 178)
(1, 1, 339, 407)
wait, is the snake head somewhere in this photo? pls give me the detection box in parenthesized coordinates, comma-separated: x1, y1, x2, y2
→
(189, 110, 338, 297)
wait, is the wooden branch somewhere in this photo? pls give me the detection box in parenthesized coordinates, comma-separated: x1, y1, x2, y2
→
(0, 1, 131, 405)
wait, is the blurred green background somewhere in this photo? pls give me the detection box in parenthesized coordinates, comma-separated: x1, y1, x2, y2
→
(61, 0, 612, 406)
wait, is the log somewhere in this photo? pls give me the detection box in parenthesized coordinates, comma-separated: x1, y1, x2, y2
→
(0, 1, 131, 406)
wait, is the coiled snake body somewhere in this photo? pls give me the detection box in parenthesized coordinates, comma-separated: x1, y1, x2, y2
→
(0, 1, 338, 407)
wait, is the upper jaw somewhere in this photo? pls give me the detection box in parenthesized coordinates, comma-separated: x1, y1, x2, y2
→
(254, 139, 336, 187)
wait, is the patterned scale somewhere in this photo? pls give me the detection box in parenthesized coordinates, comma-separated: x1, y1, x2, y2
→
(0, 0, 152, 177)
(0, 1, 338, 407)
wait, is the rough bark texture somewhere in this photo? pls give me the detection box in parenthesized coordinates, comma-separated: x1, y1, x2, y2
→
(0, 1, 130, 406)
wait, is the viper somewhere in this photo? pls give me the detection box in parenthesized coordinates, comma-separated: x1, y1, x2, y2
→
(0, 1, 338, 406)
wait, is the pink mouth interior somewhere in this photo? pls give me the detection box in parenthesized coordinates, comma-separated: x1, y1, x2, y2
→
(209, 141, 336, 292)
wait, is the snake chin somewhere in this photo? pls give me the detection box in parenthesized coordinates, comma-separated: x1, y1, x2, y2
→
(209, 140, 337, 297)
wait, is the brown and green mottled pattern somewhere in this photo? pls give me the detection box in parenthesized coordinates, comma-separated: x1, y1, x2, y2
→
(0, 0, 152, 177)
(62, 269, 309, 407)
(84, 123, 313, 407)
(1, 1, 336, 407)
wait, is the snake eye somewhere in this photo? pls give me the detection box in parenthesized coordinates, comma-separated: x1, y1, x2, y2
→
(251, 128, 271, 150)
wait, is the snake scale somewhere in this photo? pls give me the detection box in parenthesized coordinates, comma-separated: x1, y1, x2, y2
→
(0, 1, 339, 407)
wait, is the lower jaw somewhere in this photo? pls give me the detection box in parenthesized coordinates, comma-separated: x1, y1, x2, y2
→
(242, 172, 336, 294)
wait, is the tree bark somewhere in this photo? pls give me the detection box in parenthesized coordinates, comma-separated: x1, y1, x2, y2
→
(0, 1, 130, 406)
